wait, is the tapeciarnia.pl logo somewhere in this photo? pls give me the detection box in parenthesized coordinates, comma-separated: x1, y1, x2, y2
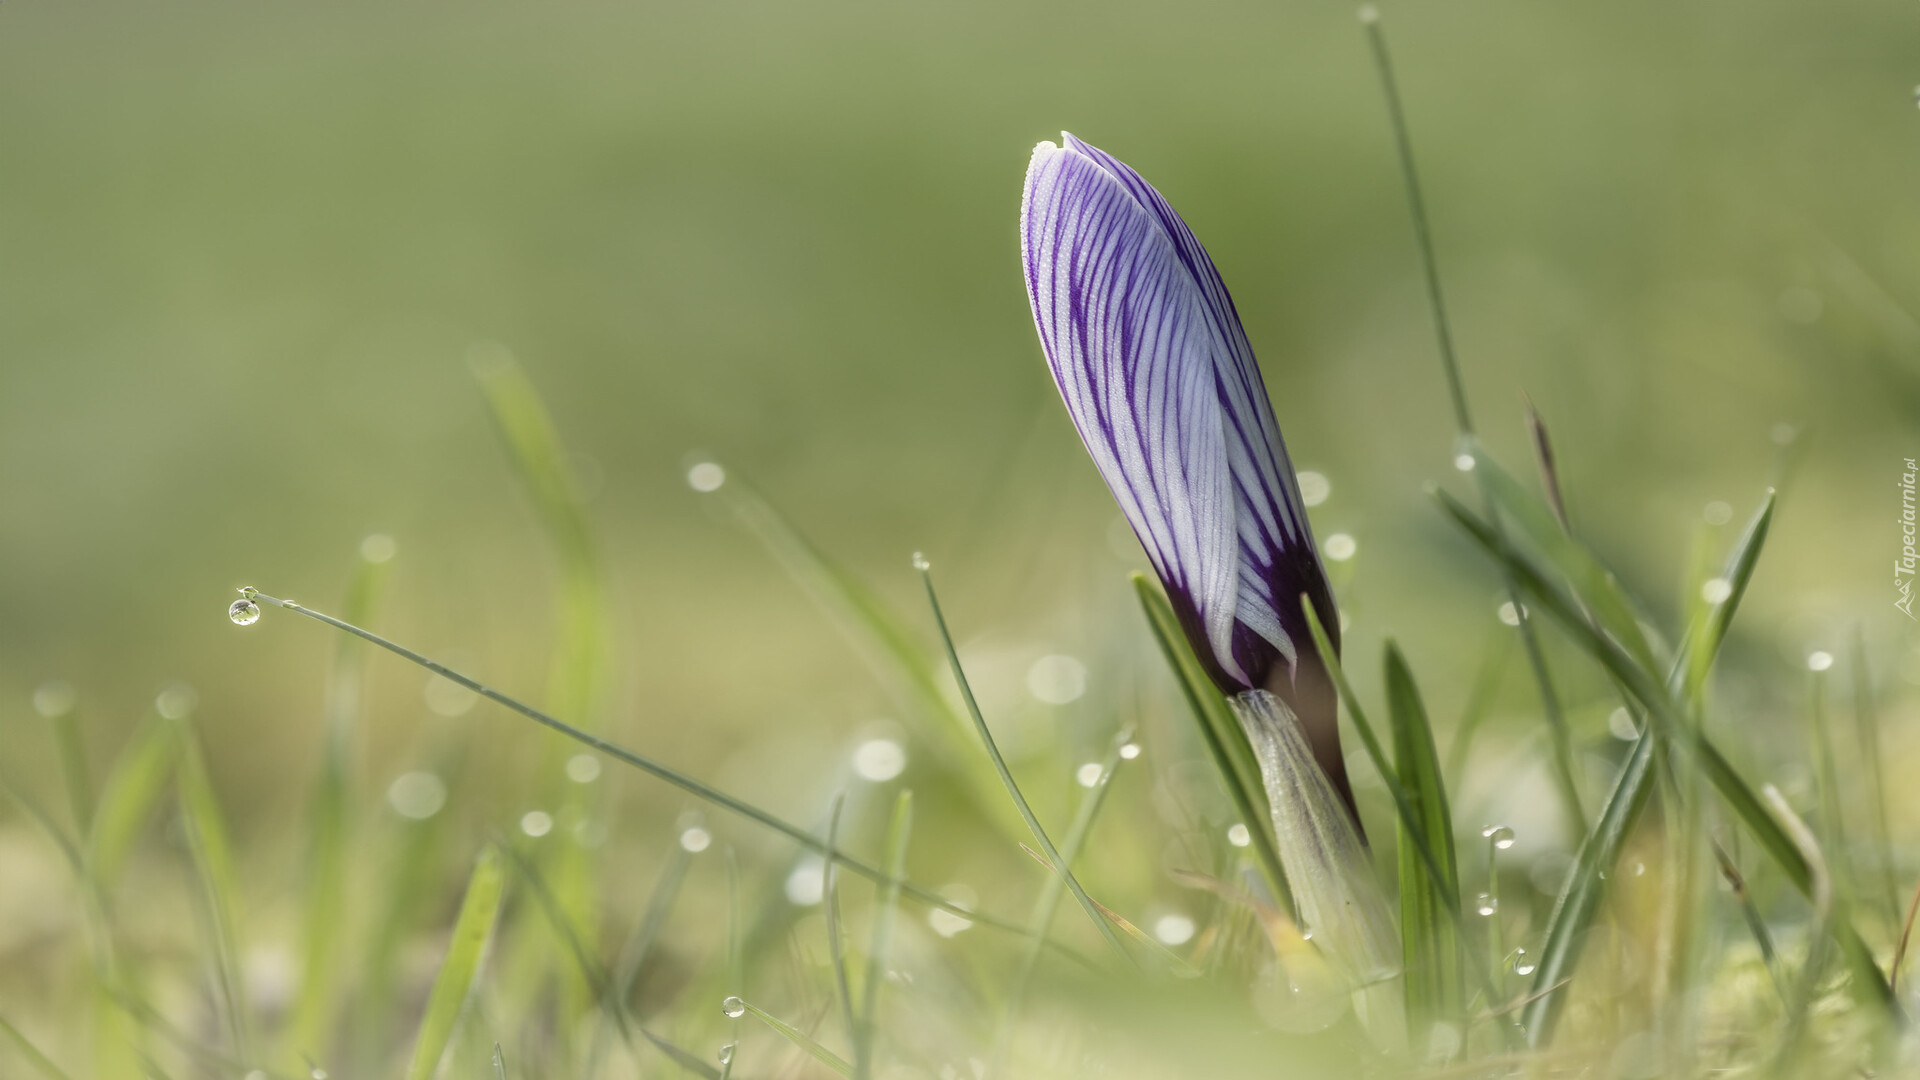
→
(1900, 457, 1917, 619)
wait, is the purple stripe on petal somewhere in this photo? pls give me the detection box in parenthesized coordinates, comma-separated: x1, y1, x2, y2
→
(1021, 134, 1338, 696)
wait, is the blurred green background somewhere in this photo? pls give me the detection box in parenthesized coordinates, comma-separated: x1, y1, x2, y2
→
(3, 0, 1919, 1072)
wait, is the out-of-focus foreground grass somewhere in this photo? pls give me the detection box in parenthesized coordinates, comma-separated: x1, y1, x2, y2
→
(2, 1, 1919, 1076)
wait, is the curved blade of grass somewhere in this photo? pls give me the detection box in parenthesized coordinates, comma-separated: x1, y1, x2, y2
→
(1850, 631, 1900, 931)
(1132, 575, 1291, 916)
(737, 999, 853, 1078)
(170, 716, 250, 1064)
(995, 729, 1134, 1073)
(822, 794, 857, 1046)
(1518, 727, 1658, 1043)
(405, 845, 505, 1080)
(473, 349, 606, 1027)
(703, 472, 1023, 842)
(1465, 442, 1659, 677)
(582, 827, 697, 1080)
(86, 715, 175, 889)
(1384, 642, 1462, 1030)
(44, 701, 92, 840)
(0, 1013, 72, 1080)
(0, 767, 82, 876)
(1437, 489, 1900, 1030)
(492, 1043, 507, 1080)
(856, 790, 913, 1079)
(239, 590, 1026, 939)
(916, 566, 1130, 963)
(499, 842, 720, 1080)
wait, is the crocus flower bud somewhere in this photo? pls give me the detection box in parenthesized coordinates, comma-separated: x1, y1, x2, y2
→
(1021, 135, 1400, 1015)
(1020, 132, 1351, 815)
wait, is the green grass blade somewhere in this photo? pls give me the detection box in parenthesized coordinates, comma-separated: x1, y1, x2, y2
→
(1520, 728, 1658, 1043)
(1440, 488, 1900, 1033)
(706, 474, 962, 744)
(1850, 631, 1900, 931)
(290, 538, 391, 1061)
(857, 790, 913, 1079)
(170, 716, 251, 1063)
(1132, 575, 1291, 915)
(500, 842, 720, 1080)
(822, 794, 857, 1046)
(0, 767, 83, 876)
(737, 999, 853, 1078)
(86, 715, 176, 889)
(492, 1043, 507, 1080)
(1462, 443, 1660, 677)
(0, 1013, 72, 1080)
(405, 844, 506, 1080)
(45, 700, 93, 839)
(917, 565, 1131, 963)
(582, 829, 697, 1080)
(473, 349, 606, 1029)
(239, 590, 1028, 939)
(1384, 642, 1463, 1032)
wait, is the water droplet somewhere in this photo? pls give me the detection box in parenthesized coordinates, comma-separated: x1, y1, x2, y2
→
(928, 905, 974, 938)
(680, 826, 712, 853)
(1703, 500, 1733, 526)
(229, 599, 261, 626)
(1453, 453, 1476, 472)
(1297, 470, 1331, 507)
(1807, 650, 1834, 672)
(1153, 913, 1196, 945)
(1608, 707, 1639, 741)
(911, 551, 930, 571)
(1075, 762, 1104, 787)
(359, 533, 398, 564)
(155, 684, 197, 719)
(310, 1068, 329, 1080)
(1118, 741, 1142, 760)
(718, 1042, 736, 1066)
(1026, 654, 1088, 704)
(520, 810, 553, 838)
(387, 771, 447, 820)
(853, 738, 907, 781)
(1700, 577, 1732, 605)
(785, 857, 826, 905)
(687, 462, 726, 492)
(1227, 823, 1252, 848)
(1770, 422, 1798, 446)
(1497, 601, 1522, 626)
(238, 585, 259, 600)
(721, 995, 746, 1019)
(566, 754, 602, 783)
(1476, 893, 1499, 917)
(1631, 860, 1646, 876)
(1481, 825, 1515, 849)
(1323, 533, 1357, 562)
(32, 681, 75, 718)
(1505, 947, 1535, 976)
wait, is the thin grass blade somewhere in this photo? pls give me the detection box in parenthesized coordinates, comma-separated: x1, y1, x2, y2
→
(85, 716, 175, 889)
(1133, 575, 1291, 914)
(856, 790, 913, 1079)
(918, 565, 1129, 962)
(169, 716, 251, 1063)
(1384, 642, 1463, 1031)
(404, 845, 506, 1080)
(738, 999, 854, 1078)
(0, 1013, 72, 1080)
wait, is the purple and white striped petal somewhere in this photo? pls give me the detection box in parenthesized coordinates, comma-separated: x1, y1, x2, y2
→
(1021, 133, 1336, 697)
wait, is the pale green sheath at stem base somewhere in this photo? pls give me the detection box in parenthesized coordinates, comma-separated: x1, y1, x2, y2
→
(1230, 689, 1403, 1047)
